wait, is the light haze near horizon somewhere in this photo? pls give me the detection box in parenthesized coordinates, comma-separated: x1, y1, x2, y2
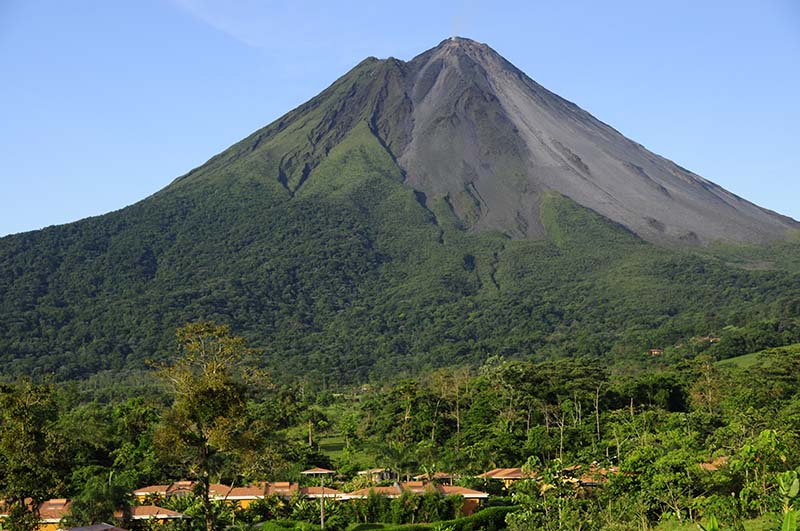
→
(1, 0, 798, 237)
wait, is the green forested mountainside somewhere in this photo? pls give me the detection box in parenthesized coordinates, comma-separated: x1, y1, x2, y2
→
(2, 158, 800, 383)
(2, 54, 800, 383)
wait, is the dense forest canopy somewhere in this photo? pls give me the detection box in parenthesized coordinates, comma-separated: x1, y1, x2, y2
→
(2, 179, 800, 384)
(1, 324, 800, 530)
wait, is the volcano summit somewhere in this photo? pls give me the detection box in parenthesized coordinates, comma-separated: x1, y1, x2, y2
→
(174, 36, 797, 246)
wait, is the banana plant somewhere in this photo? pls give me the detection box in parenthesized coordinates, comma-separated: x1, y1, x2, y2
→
(778, 471, 799, 531)
(697, 515, 719, 531)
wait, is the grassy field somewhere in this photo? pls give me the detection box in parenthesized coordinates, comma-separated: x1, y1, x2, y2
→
(654, 514, 777, 530)
(318, 435, 346, 460)
(716, 351, 763, 369)
(717, 343, 800, 369)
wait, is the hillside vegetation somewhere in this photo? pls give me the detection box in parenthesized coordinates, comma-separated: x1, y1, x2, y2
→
(2, 118, 800, 382)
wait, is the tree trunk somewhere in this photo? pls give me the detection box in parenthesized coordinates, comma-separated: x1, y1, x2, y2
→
(594, 386, 601, 443)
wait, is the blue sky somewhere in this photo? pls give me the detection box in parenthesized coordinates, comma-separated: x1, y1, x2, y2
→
(1, 0, 798, 237)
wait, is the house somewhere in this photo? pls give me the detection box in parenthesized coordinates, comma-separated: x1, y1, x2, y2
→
(0, 498, 73, 531)
(62, 524, 127, 531)
(699, 456, 729, 472)
(411, 472, 455, 485)
(133, 481, 232, 502)
(648, 348, 664, 357)
(0, 499, 71, 531)
(345, 482, 489, 515)
(225, 486, 270, 509)
(578, 464, 620, 488)
(299, 487, 345, 500)
(478, 468, 536, 487)
(356, 468, 397, 483)
(132, 485, 169, 500)
(36, 498, 72, 531)
(210, 482, 343, 509)
(125, 506, 187, 522)
(224, 483, 298, 509)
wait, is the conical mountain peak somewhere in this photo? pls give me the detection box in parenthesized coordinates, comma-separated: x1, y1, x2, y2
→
(174, 38, 798, 246)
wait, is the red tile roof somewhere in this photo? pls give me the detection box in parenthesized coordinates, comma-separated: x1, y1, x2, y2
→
(438, 486, 489, 498)
(699, 456, 729, 472)
(345, 483, 488, 499)
(38, 499, 72, 522)
(223, 482, 304, 500)
(133, 485, 169, 496)
(264, 482, 299, 497)
(124, 506, 187, 520)
(346, 486, 401, 498)
(133, 482, 232, 499)
(300, 487, 345, 498)
(301, 467, 336, 475)
(412, 472, 454, 481)
(226, 486, 267, 499)
(478, 468, 534, 480)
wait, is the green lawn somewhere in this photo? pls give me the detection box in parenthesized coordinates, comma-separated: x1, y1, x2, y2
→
(318, 435, 346, 459)
(716, 351, 763, 369)
(717, 343, 800, 369)
(654, 514, 778, 531)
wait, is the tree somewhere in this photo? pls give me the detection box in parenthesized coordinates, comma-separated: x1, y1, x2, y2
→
(153, 322, 254, 531)
(61, 472, 133, 528)
(0, 381, 66, 531)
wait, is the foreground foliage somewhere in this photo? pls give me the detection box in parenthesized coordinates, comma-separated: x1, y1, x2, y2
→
(2, 325, 800, 530)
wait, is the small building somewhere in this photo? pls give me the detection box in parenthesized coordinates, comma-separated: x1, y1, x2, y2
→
(126, 505, 187, 522)
(62, 524, 127, 531)
(0, 498, 72, 531)
(356, 468, 397, 483)
(37, 498, 72, 531)
(133, 481, 232, 502)
(478, 468, 536, 488)
(578, 464, 620, 488)
(300, 487, 345, 500)
(411, 472, 455, 485)
(699, 456, 728, 472)
(345, 482, 488, 515)
(218, 483, 344, 508)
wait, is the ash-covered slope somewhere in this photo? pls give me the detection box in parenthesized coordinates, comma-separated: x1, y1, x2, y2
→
(396, 38, 797, 244)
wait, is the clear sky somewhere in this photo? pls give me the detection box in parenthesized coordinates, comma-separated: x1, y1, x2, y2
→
(1, 0, 798, 237)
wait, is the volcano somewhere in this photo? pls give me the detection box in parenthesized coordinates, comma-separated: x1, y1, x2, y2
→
(1, 37, 799, 382)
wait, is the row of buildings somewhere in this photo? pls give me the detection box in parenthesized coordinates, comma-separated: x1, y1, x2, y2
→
(132, 476, 490, 515)
(1, 464, 621, 531)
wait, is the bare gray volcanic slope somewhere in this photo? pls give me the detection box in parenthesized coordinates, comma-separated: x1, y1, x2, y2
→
(391, 37, 797, 245)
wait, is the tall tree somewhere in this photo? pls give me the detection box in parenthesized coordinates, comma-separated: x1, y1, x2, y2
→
(153, 322, 254, 531)
(0, 381, 65, 531)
